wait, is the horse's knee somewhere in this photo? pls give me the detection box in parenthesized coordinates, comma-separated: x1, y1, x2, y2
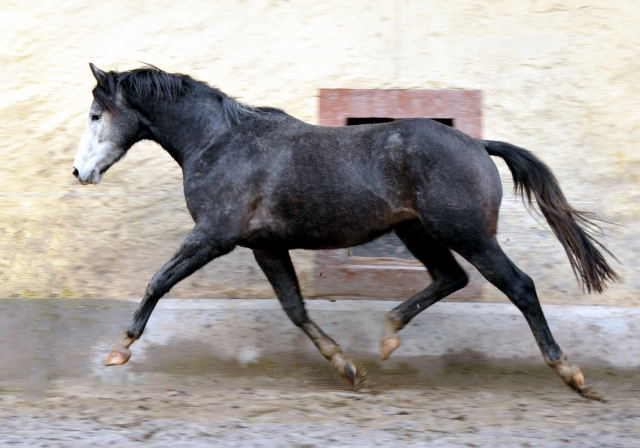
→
(434, 266, 469, 292)
(448, 269, 469, 290)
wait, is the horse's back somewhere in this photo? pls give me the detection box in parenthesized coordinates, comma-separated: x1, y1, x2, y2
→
(238, 117, 502, 248)
(187, 114, 503, 248)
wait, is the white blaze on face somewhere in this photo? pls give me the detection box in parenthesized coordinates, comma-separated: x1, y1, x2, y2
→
(73, 111, 125, 185)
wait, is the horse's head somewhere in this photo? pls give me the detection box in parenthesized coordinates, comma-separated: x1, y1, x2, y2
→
(73, 64, 143, 184)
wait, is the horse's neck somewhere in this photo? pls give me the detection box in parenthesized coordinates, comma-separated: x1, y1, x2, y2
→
(147, 101, 227, 167)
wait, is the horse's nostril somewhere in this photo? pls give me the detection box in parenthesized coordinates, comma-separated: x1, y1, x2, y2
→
(72, 167, 79, 178)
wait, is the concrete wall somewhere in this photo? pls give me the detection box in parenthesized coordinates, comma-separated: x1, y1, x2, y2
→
(1, 0, 638, 305)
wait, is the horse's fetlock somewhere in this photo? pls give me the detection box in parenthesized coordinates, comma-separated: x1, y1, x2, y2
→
(544, 353, 567, 368)
(384, 310, 404, 331)
(126, 329, 141, 340)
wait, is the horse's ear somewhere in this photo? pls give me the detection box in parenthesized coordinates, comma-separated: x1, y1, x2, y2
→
(89, 63, 108, 87)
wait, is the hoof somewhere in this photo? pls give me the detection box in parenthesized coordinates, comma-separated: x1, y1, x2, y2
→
(341, 361, 367, 389)
(380, 336, 400, 361)
(570, 370, 585, 389)
(567, 370, 607, 403)
(549, 357, 607, 403)
(573, 384, 607, 403)
(104, 348, 131, 366)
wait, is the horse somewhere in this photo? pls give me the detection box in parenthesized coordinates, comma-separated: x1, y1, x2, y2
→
(73, 63, 617, 401)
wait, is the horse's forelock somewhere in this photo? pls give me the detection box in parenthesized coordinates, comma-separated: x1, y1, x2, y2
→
(91, 71, 119, 112)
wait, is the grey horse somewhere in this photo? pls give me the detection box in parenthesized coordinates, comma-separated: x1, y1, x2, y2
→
(73, 64, 616, 400)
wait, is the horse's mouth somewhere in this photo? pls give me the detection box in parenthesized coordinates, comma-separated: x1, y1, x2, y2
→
(77, 169, 102, 185)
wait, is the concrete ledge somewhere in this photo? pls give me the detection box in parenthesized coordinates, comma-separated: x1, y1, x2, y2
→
(1, 298, 638, 388)
(151, 299, 640, 368)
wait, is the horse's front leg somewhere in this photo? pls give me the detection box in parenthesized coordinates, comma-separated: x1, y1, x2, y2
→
(104, 227, 235, 366)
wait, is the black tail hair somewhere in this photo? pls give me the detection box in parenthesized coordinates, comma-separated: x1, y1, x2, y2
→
(484, 140, 617, 293)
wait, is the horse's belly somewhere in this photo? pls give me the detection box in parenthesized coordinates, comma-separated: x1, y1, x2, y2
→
(240, 203, 417, 250)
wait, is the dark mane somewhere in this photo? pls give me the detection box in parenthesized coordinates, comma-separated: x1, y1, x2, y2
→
(122, 65, 190, 103)
(92, 65, 286, 125)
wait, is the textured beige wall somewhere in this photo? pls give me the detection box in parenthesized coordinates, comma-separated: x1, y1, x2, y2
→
(1, 0, 638, 305)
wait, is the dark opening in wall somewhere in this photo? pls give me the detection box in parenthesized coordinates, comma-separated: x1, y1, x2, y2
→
(346, 117, 453, 127)
(346, 117, 395, 125)
(431, 118, 453, 127)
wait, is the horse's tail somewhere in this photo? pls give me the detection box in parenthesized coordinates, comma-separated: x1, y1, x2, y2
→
(483, 140, 617, 293)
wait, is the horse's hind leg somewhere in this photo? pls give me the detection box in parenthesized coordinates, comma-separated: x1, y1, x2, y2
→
(381, 220, 469, 360)
(453, 237, 604, 401)
(253, 248, 365, 388)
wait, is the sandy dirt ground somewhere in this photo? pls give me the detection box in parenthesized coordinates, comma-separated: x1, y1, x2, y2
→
(1, 368, 639, 447)
(0, 298, 639, 446)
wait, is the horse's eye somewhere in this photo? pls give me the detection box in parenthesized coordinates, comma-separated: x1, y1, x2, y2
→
(91, 113, 101, 121)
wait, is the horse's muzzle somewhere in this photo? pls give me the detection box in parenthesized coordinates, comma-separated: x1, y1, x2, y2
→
(73, 167, 98, 184)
